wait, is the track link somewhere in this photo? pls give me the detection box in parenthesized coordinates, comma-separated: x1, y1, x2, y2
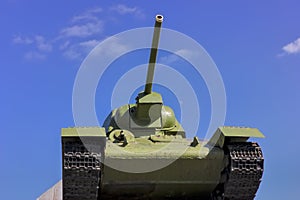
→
(62, 138, 104, 200)
(223, 142, 264, 200)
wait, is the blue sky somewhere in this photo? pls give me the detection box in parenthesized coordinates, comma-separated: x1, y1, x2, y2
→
(1, 0, 300, 199)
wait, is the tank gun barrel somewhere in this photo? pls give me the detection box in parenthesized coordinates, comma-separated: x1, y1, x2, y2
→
(144, 15, 163, 94)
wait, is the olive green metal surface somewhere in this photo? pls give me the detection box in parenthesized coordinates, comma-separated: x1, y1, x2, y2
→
(61, 14, 264, 200)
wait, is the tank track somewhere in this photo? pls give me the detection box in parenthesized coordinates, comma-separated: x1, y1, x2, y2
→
(213, 142, 264, 200)
(62, 138, 104, 200)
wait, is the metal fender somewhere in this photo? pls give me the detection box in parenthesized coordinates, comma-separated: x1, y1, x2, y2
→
(208, 126, 265, 148)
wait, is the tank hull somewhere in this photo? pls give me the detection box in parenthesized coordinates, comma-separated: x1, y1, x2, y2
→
(102, 158, 224, 198)
(61, 127, 264, 200)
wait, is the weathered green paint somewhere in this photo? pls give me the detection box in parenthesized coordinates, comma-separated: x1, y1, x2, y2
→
(137, 92, 163, 104)
(104, 138, 210, 159)
(219, 126, 265, 138)
(103, 103, 184, 137)
(102, 156, 224, 198)
(61, 127, 106, 137)
(101, 138, 225, 198)
(208, 126, 265, 148)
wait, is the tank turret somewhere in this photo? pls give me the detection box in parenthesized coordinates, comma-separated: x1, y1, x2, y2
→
(103, 14, 185, 138)
(134, 14, 164, 127)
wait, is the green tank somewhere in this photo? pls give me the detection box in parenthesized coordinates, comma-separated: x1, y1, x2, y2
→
(61, 15, 264, 200)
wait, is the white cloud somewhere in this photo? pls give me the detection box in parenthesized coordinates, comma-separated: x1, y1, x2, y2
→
(13, 5, 144, 62)
(62, 39, 101, 60)
(24, 51, 46, 60)
(60, 21, 103, 38)
(282, 38, 300, 54)
(79, 39, 100, 49)
(72, 7, 102, 23)
(63, 47, 82, 60)
(56, 8, 105, 59)
(60, 7, 105, 39)
(111, 4, 136, 14)
(176, 49, 197, 60)
(110, 4, 144, 18)
(160, 54, 179, 64)
(59, 41, 70, 50)
(63, 37, 129, 61)
(12, 35, 33, 44)
(89, 36, 129, 61)
(12, 35, 52, 52)
(159, 49, 197, 64)
(12, 35, 52, 60)
(95, 37, 128, 56)
(35, 35, 52, 52)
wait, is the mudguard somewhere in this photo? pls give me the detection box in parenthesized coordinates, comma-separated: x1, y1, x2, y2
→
(208, 126, 265, 148)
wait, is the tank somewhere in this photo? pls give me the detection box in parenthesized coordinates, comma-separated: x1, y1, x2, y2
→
(61, 15, 264, 200)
